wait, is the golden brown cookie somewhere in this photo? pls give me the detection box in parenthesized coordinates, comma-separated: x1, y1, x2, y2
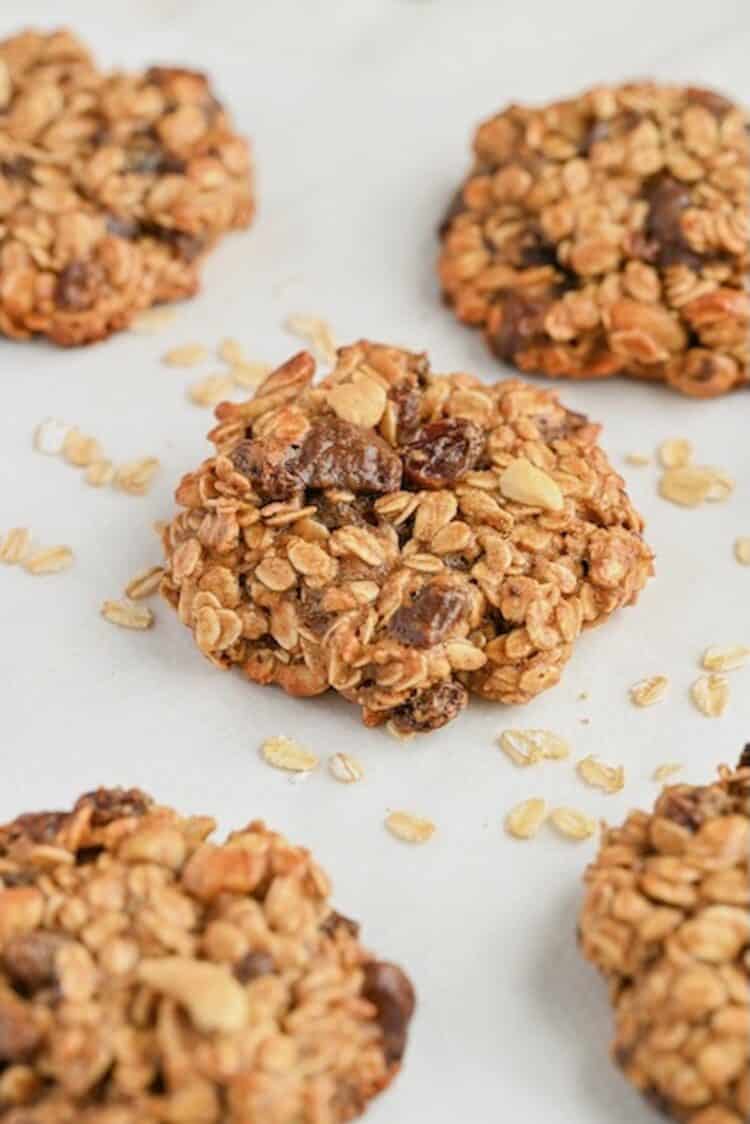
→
(579, 748, 750, 1123)
(0, 29, 253, 344)
(0, 787, 414, 1122)
(439, 83, 749, 397)
(161, 340, 653, 733)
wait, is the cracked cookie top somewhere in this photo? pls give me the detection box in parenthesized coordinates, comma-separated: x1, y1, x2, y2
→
(0, 29, 253, 344)
(439, 82, 749, 397)
(161, 340, 653, 733)
(0, 788, 414, 1123)
(579, 751, 750, 1124)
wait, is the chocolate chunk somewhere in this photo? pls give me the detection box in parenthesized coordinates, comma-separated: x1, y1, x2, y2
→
(390, 680, 468, 734)
(233, 951, 275, 983)
(402, 418, 484, 490)
(299, 416, 403, 495)
(488, 291, 551, 363)
(2, 933, 65, 990)
(645, 175, 702, 269)
(389, 583, 466, 649)
(361, 961, 416, 1065)
(74, 788, 151, 827)
(54, 261, 103, 311)
(438, 185, 468, 236)
(320, 910, 361, 939)
(0, 994, 41, 1061)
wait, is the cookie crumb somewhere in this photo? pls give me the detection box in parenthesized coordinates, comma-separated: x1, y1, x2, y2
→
(690, 674, 730, 717)
(385, 811, 435, 844)
(261, 736, 319, 773)
(629, 674, 669, 707)
(505, 798, 547, 840)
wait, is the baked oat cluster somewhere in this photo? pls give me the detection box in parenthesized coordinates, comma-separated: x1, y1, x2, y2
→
(0, 787, 414, 1123)
(0, 29, 253, 344)
(160, 340, 653, 734)
(439, 83, 750, 397)
(579, 749, 750, 1124)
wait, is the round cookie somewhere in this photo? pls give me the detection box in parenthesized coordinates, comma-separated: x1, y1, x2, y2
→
(0, 29, 253, 345)
(161, 340, 653, 734)
(579, 749, 750, 1123)
(0, 787, 414, 1123)
(439, 82, 749, 397)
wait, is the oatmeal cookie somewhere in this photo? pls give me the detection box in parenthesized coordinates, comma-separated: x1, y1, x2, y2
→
(160, 340, 653, 733)
(0, 29, 253, 345)
(579, 750, 750, 1123)
(439, 83, 749, 397)
(0, 787, 414, 1123)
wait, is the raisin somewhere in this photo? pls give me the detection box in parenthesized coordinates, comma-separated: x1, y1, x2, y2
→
(361, 961, 416, 1065)
(389, 583, 466, 649)
(74, 788, 151, 827)
(645, 176, 703, 269)
(390, 680, 468, 734)
(0, 156, 32, 180)
(533, 408, 588, 441)
(54, 261, 103, 311)
(314, 492, 375, 530)
(320, 910, 360, 939)
(233, 951, 275, 983)
(230, 437, 303, 502)
(139, 223, 205, 262)
(391, 384, 421, 444)
(487, 292, 551, 363)
(298, 416, 402, 494)
(402, 418, 484, 490)
(519, 228, 559, 269)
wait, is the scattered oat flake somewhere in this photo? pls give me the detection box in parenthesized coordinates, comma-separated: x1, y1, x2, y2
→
(85, 459, 115, 487)
(702, 645, 750, 672)
(625, 453, 650, 467)
(505, 798, 547, 840)
(189, 374, 235, 407)
(33, 418, 71, 456)
(125, 565, 164, 600)
(231, 361, 273, 389)
(218, 338, 245, 365)
(653, 763, 684, 783)
(0, 527, 31, 564)
(386, 721, 415, 743)
(101, 600, 154, 630)
(162, 344, 208, 367)
(499, 728, 570, 767)
(115, 458, 160, 496)
(658, 438, 692, 469)
(577, 755, 625, 794)
(328, 752, 365, 783)
(659, 465, 732, 508)
(705, 470, 734, 503)
(734, 538, 750, 565)
(549, 807, 597, 841)
(62, 428, 102, 468)
(385, 811, 435, 844)
(261, 736, 319, 773)
(23, 546, 73, 575)
(285, 314, 337, 364)
(629, 675, 670, 707)
(130, 307, 176, 333)
(690, 674, 730, 718)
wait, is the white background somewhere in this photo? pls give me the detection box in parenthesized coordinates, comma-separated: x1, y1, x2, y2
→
(1, 2, 749, 1121)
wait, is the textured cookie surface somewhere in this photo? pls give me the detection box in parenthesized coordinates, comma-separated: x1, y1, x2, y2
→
(439, 82, 749, 397)
(579, 751, 750, 1123)
(0, 788, 414, 1122)
(0, 29, 253, 345)
(161, 340, 652, 733)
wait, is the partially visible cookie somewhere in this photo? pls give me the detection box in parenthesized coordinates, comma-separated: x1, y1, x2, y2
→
(439, 82, 749, 397)
(0, 787, 414, 1122)
(0, 29, 253, 345)
(161, 340, 653, 733)
(579, 750, 750, 1123)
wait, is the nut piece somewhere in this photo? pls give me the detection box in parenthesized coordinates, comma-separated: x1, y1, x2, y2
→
(499, 458, 563, 511)
(734, 537, 750, 565)
(702, 645, 750, 672)
(577, 755, 625, 794)
(549, 807, 597, 840)
(101, 600, 154, 630)
(629, 674, 669, 707)
(690, 674, 730, 717)
(499, 728, 570, 766)
(33, 418, 71, 456)
(0, 528, 31, 565)
(261, 736, 319, 773)
(138, 956, 248, 1032)
(124, 565, 164, 600)
(162, 344, 208, 367)
(658, 438, 692, 468)
(23, 546, 73, 575)
(385, 812, 436, 844)
(328, 753, 365, 783)
(505, 798, 547, 839)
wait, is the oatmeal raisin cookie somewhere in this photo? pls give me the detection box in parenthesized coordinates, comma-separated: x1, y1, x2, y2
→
(0, 787, 414, 1122)
(160, 340, 653, 733)
(0, 29, 253, 345)
(439, 83, 749, 397)
(579, 750, 750, 1123)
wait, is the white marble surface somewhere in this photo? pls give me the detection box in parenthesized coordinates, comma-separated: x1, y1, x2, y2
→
(1, 2, 749, 1121)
